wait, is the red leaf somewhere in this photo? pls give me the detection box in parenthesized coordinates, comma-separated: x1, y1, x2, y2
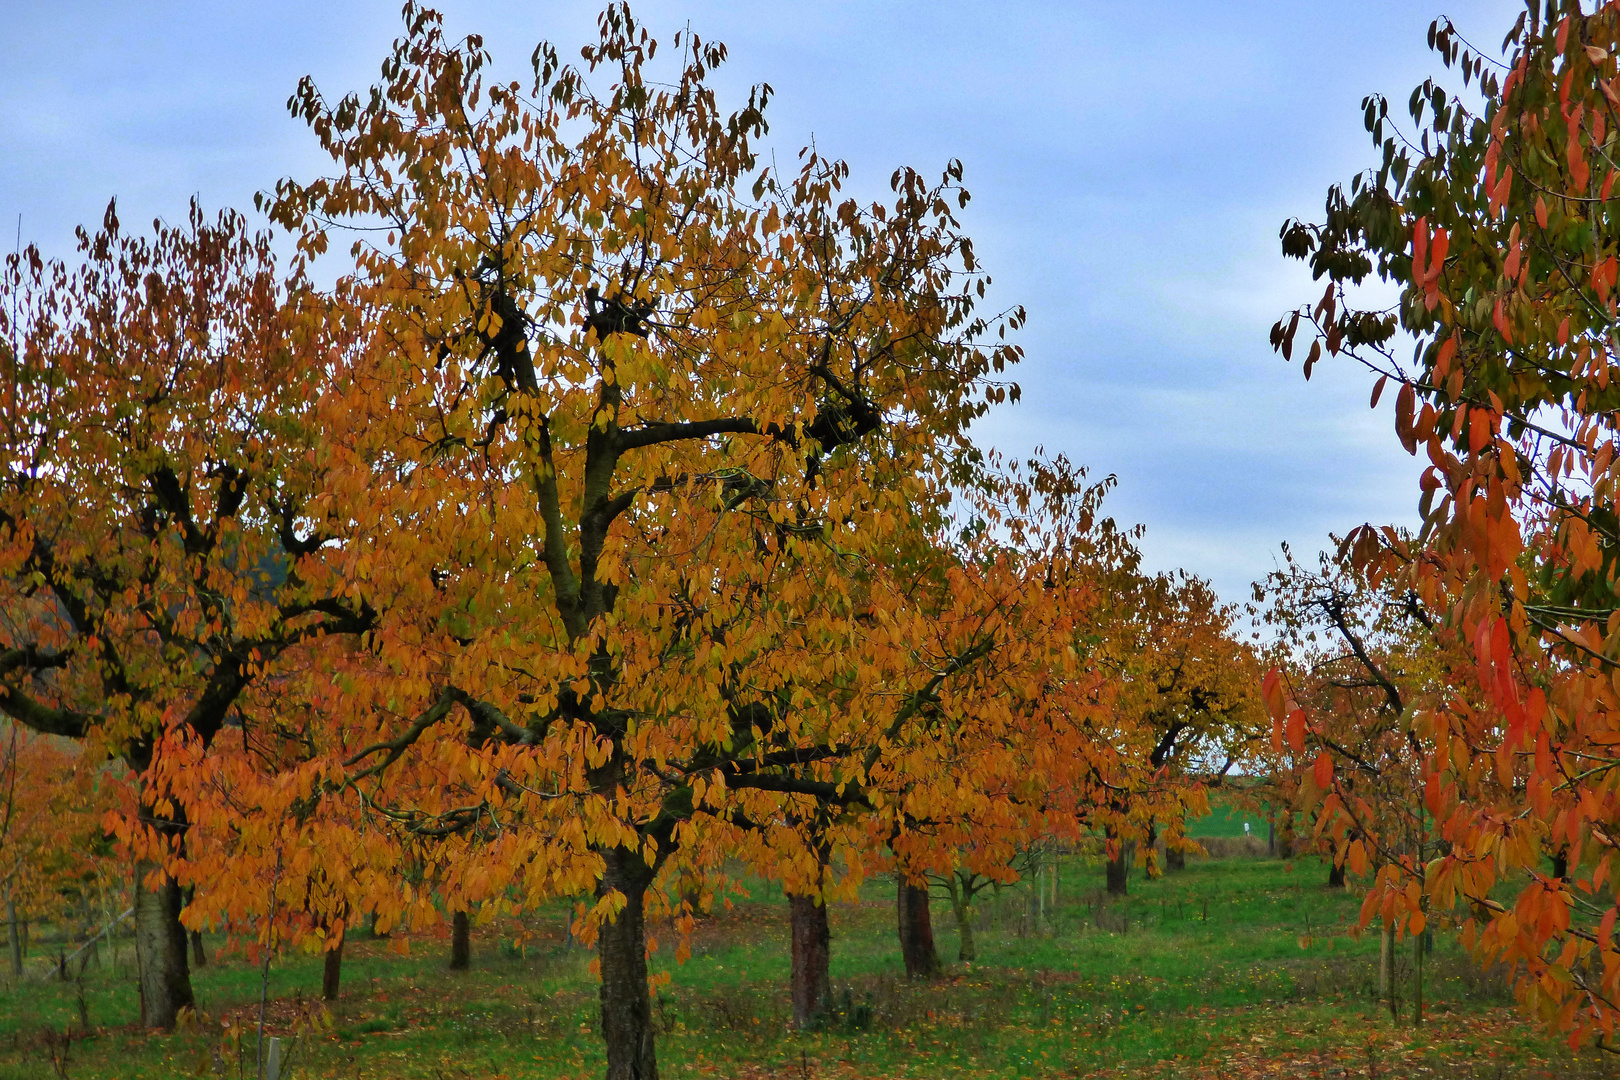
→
(1370, 374, 1389, 409)
(1395, 383, 1418, 454)
(1286, 708, 1307, 753)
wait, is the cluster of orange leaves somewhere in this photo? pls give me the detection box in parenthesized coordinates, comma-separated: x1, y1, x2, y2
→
(1273, 0, 1620, 1047)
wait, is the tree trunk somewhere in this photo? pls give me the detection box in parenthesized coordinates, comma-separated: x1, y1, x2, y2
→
(896, 878, 940, 979)
(1165, 816, 1186, 872)
(1105, 843, 1129, 896)
(132, 859, 194, 1029)
(450, 910, 470, 971)
(322, 929, 344, 1001)
(181, 887, 207, 967)
(1413, 920, 1425, 1027)
(946, 873, 977, 962)
(5, 893, 20, 977)
(1379, 922, 1395, 1020)
(1327, 860, 1346, 889)
(598, 847, 658, 1080)
(6, 890, 20, 978)
(788, 894, 831, 1028)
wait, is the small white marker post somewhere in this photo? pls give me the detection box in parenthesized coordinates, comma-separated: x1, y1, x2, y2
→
(265, 1036, 283, 1080)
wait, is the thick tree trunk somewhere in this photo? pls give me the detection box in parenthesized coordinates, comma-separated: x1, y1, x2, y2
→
(897, 878, 940, 979)
(1105, 825, 1132, 895)
(322, 928, 344, 1001)
(132, 859, 194, 1029)
(598, 848, 658, 1080)
(1164, 814, 1186, 872)
(6, 891, 20, 978)
(1105, 846, 1129, 896)
(788, 894, 831, 1028)
(450, 910, 471, 971)
(1327, 860, 1346, 889)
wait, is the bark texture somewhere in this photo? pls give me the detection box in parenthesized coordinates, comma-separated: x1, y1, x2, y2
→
(598, 848, 658, 1080)
(788, 894, 831, 1028)
(1105, 851, 1129, 896)
(132, 859, 194, 1029)
(897, 879, 940, 979)
(322, 930, 344, 1001)
(450, 910, 470, 971)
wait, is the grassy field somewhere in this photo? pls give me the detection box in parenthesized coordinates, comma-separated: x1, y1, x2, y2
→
(1184, 803, 1272, 840)
(1, 854, 1613, 1080)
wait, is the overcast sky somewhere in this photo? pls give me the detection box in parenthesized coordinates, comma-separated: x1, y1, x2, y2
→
(0, 0, 1523, 608)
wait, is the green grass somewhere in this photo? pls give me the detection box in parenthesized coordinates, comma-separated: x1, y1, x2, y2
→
(1185, 801, 1275, 839)
(0, 856, 1612, 1079)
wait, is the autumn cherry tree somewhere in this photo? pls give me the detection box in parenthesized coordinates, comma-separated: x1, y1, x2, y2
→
(0, 204, 374, 1027)
(1256, 538, 1455, 1020)
(0, 4, 1168, 1072)
(1095, 570, 1259, 893)
(222, 6, 1034, 1076)
(1274, 0, 1620, 1043)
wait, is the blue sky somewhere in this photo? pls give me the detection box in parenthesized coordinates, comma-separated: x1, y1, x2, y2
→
(0, 1, 1523, 607)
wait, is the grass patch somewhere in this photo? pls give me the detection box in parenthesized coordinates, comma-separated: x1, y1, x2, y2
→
(1186, 798, 1279, 840)
(0, 856, 1610, 1078)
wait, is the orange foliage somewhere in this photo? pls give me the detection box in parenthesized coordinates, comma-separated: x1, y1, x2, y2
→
(0, 723, 116, 935)
(0, 4, 1264, 1069)
(1277, 0, 1620, 1044)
